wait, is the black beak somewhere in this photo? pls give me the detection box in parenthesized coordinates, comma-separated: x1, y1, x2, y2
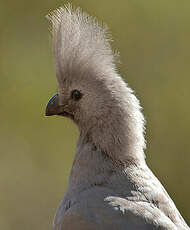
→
(45, 93, 63, 116)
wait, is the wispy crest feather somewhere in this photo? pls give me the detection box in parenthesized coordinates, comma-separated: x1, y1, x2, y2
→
(46, 4, 117, 80)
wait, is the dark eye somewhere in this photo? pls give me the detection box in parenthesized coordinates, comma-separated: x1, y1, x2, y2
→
(71, 89, 82, 101)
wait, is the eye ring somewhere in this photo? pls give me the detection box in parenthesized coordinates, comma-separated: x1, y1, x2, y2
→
(71, 89, 82, 101)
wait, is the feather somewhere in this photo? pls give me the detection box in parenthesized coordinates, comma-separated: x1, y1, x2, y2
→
(46, 4, 117, 82)
(46, 5, 190, 230)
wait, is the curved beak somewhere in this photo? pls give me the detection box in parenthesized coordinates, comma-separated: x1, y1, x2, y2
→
(45, 93, 63, 116)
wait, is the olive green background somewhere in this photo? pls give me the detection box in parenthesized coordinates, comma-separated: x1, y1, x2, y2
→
(0, 0, 189, 229)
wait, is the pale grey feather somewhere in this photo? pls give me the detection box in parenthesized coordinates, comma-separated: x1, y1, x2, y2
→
(46, 4, 190, 230)
(46, 4, 116, 85)
(47, 4, 146, 163)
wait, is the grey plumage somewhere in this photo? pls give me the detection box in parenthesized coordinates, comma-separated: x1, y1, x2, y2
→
(46, 4, 189, 230)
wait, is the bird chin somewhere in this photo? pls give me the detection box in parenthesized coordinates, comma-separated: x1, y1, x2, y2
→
(57, 111, 74, 120)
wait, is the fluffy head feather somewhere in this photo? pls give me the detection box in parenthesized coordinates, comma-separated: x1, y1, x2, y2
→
(47, 4, 117, 84)
(47, 5, 146, 163)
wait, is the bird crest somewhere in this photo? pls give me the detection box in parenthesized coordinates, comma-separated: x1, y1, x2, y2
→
(46, 4, 118, 82)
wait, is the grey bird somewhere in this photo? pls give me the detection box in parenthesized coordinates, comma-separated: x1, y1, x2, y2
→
(45, 5, 189, 230)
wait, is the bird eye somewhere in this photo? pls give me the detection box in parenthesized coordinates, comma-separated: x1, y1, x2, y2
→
(71, 89, 82, 101)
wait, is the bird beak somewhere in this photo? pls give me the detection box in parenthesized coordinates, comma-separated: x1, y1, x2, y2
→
(45, 93, 63, 116)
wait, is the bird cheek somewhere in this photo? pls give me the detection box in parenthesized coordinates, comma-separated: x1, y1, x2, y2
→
(63, 102, 75, 114)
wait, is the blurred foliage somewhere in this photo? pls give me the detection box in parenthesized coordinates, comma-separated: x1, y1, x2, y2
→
(0, 0, 190, 229)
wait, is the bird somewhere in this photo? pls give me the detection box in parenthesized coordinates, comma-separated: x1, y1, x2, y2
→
(45, 4, 189, 230)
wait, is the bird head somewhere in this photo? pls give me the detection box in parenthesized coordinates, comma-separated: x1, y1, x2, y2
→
(46, 5, 146, 162)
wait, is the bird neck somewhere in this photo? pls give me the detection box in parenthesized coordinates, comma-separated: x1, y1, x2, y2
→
(67, 79, 146, 194)
(78, 83, 146, 164)
(67, 134, 145, 196)
(67, 139, 122, 194)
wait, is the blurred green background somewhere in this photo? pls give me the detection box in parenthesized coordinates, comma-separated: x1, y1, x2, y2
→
(0, 0, 189, 229)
